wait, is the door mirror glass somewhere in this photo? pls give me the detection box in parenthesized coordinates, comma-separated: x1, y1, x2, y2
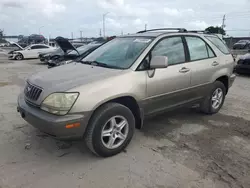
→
(150, 56, 168, 69)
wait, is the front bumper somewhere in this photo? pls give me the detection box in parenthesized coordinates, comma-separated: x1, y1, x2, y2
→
(229, 74, 236, 88)
(17, 93, 92, 140)
(8, 54, 17, 59)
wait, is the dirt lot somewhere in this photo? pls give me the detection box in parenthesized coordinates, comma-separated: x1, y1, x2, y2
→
(0, 54, 250, 188)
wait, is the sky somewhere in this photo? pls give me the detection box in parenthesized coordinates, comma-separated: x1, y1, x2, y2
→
(0, 0, 250, 38)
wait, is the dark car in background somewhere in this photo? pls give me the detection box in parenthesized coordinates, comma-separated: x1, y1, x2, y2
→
(233, 40, 250, 50)
(39, 38, 84, 63)
(39, 48, 64, 63)
(47, 37, 101, 68)
(234, 50, 250, 74)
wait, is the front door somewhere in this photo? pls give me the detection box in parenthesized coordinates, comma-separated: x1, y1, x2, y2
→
(143, 36, 191, 115)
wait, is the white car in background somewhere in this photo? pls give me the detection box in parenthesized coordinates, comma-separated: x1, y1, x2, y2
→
(9, 44, 56, 60)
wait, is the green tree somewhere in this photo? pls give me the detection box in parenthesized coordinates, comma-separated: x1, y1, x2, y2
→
(205, 26, 226, 35)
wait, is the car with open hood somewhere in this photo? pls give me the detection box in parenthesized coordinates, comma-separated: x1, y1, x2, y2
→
(39, 48, 64, 63)
(47, 43, 101, 68)
(39, 39, 85, 63)
(9, 44, 56, 60)
(17, 28, 236, 157)
(6, 42, 25, 54)
(234, 49, 250, 74)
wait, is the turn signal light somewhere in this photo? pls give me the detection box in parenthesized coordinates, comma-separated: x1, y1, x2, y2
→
(65, 123, 80, 129)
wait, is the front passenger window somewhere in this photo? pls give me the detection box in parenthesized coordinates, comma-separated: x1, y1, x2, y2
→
(151, 37, 185, 65)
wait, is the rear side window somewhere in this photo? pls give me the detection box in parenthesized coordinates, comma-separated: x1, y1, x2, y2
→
(205, 36, 230, 54)
(31, 45, 49, 49)
(185, 36, 215, 61)
(207, 46, 215, 58)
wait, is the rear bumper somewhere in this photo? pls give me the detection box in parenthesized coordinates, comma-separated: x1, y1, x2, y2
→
(17, 93, 92, 140)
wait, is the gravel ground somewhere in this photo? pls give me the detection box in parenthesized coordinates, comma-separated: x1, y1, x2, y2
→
(0, 54, 250, 188)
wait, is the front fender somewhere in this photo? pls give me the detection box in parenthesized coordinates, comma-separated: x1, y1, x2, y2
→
(91, 93, 140, 112)
(69, 71, 147, 113)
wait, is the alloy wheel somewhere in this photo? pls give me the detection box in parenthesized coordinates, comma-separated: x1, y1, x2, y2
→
(211, 88, 223, 109)
(101, 115, 129, 149)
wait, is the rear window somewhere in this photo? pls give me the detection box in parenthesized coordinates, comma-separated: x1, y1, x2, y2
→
(205, 36, 230, 54)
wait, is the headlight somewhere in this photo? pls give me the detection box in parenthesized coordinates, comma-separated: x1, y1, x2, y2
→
(41, 93, 79, 115)
(65, 60, 73, 64)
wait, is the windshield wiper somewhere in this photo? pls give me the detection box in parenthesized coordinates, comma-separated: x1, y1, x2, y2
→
(77, 60, 121, 69)
(77, 60, 91, 65)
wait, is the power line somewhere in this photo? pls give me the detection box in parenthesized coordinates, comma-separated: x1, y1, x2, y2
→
(226, 29, 250, 31)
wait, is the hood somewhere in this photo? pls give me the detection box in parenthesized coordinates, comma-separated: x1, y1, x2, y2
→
(28, 63, 123, 100)
(233, 43, 246, 47)
(55, 36, 78, 54)
(239, 53, 250, 60)
(9, 42, 24, 50)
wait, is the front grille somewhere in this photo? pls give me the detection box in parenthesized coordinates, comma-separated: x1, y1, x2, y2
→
(238, 59, 250, 65)
(243, 59, 250, 65)
(24, 82, 42, 101)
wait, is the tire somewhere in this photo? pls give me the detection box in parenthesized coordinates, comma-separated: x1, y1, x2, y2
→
(200, 81, 226, 114)
(85, 103, 135, 157)
(15, 53, 24, 60)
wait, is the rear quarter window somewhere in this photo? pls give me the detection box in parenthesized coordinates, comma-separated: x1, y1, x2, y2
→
(205, 36, 230, 54)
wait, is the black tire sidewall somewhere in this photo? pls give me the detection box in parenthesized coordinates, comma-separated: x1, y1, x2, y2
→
(208, 81, 226, 113)
(90, 104, 135, 157)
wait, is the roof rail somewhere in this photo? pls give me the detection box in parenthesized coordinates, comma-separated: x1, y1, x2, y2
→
(188, 30, 210, 34)
(137, 28, 187, 33)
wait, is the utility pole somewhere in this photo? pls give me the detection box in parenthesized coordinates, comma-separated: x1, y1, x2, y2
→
(48, 35, 51, 45)
(71, 32, 74, 40)
(103, 12, 109, 38)
(221, 15, 226, 34)
(39, 26, 44, 34)
(99, 29, 102, 37)
(80, 30, 83, 42)
(121, 30, 123, 36)
(145, 24, 147, 31)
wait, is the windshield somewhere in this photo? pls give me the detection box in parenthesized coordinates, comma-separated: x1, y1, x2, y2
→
(82, 37, 153, 69)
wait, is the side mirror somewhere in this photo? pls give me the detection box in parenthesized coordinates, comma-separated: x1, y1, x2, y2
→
(150, 56, 168, 69)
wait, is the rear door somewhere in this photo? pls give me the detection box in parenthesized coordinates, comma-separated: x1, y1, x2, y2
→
(36, 45, 50, 53)
(184, 36, 219, 100)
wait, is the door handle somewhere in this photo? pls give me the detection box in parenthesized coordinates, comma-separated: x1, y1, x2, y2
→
(212, 61, 219, 66)
(179, 67, 190, 73)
